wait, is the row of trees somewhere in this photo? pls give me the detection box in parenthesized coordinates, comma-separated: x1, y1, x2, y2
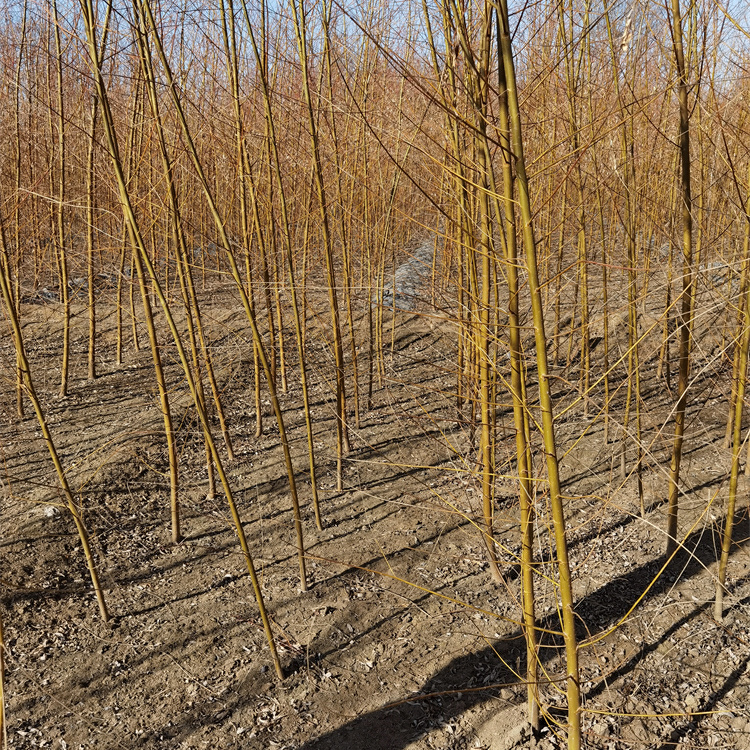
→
(2, 0, 750, 745)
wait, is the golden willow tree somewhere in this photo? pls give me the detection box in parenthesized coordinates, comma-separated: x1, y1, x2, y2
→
(2, 0, 750, 745)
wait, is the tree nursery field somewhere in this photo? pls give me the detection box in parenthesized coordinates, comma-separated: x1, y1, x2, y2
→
(1, 0, 750, 749)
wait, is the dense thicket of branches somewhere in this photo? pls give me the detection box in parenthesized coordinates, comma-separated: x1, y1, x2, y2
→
(1, 0, 742, 289)
(2, 0, 750, 744)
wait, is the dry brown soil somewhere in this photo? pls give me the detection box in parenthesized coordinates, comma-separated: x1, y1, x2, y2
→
(1, 274, 750, 750)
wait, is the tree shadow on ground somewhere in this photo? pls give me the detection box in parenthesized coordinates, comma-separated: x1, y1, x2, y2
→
(299, 508, 748, 750)
(652, 590, 750, 750)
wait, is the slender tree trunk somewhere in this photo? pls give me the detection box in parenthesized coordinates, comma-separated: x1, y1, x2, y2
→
(666, 0, 695, 557)
(496, 1, 581, 744)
